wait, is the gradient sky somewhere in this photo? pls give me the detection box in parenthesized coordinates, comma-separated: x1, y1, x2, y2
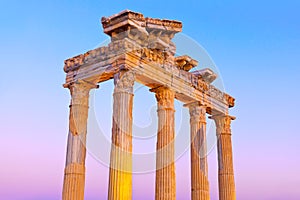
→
(1, 0, 300, 199)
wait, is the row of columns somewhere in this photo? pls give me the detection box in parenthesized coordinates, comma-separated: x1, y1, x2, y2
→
(62, 71, 236, 200)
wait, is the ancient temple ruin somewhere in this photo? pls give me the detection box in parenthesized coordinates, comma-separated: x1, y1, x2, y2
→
(62, 10, 236, 200)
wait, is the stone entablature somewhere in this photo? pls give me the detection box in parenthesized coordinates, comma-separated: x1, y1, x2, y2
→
(63, 10, 235, 114)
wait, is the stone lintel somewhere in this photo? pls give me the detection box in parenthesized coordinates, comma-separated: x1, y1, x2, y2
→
(124, 51, 233, 108)
(64, 38, 142, 73)
(63, 45, 235, 109)
(63, 50, 234, 114)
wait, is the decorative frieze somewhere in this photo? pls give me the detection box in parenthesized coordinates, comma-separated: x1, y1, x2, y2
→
(208, 85, 226, 103)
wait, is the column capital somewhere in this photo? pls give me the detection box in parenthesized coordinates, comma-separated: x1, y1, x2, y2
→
(150, 86, 175, 111)
(184, 102, 206, 123)
(209, 114, 235, 135)
(64, 79, 99, 93)
(114, 70, 135, 94)
(64, 80, 98, 105)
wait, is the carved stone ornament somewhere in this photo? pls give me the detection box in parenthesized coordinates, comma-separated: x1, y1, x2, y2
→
(64, 80, 98, 106)
(175, 55, 198, 71)
(224, 93, 235, 108)
(114, 70, 135, 94)
(192, 68, 217, 84)
(186, 102, 206, 124)
(150, 86, 175, 110)
(208, 85, 226, 103)
(210, 114, 235, 135)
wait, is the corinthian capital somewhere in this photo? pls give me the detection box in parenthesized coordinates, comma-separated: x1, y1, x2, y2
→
(184, 102, 206, 123)
(64, 80, 98, 106)
(114, 70, 135, 94)
(209, 114, 236, 135)
(150, 86, 175, 110)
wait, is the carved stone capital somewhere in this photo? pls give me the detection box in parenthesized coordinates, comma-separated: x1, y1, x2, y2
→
(184, 102, 206, 123)
(114, 70, 135, 94)
(64, 80, 98, 106)
(150, 86, 175, 110)
(209, 114, 235, 135)
(64, 80, 98, 136)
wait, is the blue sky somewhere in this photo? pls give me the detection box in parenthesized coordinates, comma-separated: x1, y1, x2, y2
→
(1, 0, 300, 199)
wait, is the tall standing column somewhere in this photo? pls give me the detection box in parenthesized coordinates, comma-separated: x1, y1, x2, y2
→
(185, 102, 210, 200)
(108, 70, 135, 200)
(151, 86, 176, 200)
(62, 80, 98, 200)
(210, 114, 236, 200)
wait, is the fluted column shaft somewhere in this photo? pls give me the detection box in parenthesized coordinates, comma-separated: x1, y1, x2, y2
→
(210, 115, 236, 200)
(62, 80, 97, 200)
(186, 103, 210, 200)
(151, 87, 176, 200)
(108, 71, 135, 200)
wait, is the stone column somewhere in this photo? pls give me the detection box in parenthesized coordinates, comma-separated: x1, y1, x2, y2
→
(185, 102, 210, 200)
(210, 114, 236, 200)
(151, 86, 176, 200)
(62, 80, 98, 200)
(108, 70, 135, 200)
